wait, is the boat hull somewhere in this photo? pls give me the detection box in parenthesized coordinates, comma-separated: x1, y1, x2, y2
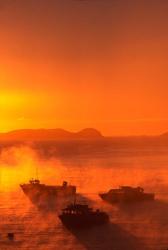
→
(99, 192, 155, 204)
(59, 213, 109, 228)
(20, 183, 76, 210)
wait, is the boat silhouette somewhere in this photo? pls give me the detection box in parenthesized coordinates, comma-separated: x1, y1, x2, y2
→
(59, 203, 109, 228)
(99, 186, 155, 204)
(20, 179, 76, 209)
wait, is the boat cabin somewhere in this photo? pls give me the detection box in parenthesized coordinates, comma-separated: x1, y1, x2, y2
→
(29, 179, 40, 184)
(62, 204, 93, 215)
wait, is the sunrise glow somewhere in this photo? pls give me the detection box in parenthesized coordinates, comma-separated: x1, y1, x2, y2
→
(0, 1, 168, 135)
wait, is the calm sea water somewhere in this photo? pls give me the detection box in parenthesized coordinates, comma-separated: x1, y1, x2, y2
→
(0, 139, 168, 250)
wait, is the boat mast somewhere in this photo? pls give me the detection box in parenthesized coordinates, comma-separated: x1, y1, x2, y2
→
(74, 193, 76, 205)
(35, 165, 39, 180)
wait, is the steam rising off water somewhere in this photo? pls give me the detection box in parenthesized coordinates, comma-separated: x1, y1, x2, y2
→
(0, 140, 168, 249)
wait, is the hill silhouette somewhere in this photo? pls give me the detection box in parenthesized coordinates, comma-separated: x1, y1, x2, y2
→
(0, 128, 103, 141)
(160, 132, 168, 137)
(0, 129, 168, 142)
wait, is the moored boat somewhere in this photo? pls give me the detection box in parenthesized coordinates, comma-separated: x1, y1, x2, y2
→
(59, 203, 109, 228)
(20, 179, 76, 209)
(99, 186, 155, 204)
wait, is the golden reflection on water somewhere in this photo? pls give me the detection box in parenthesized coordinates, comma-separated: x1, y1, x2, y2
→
(0, 145, 168, 249)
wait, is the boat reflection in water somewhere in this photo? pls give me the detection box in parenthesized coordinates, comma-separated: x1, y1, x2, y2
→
(20, 179, 76, 210)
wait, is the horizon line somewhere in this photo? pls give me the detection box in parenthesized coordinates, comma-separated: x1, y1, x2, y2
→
(0, 127, 167, 138)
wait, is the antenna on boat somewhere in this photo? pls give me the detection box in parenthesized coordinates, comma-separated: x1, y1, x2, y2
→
(74, 194, 76, 205)
(35, 165, 39, 180)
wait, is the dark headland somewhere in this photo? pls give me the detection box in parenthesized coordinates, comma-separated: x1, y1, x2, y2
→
(0, 129, 168, 144)
(0, 128, 103, 141)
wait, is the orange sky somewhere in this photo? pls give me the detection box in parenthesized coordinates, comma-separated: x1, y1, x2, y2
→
(0, 0, 168, 136)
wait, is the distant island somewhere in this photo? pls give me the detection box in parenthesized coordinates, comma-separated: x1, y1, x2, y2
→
(0, 128, 168, 142)
(0, 128, 103, 141)
(159, 132, 168, 138)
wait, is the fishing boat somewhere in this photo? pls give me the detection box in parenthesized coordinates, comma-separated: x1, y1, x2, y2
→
(99, 186, 155, 204)
(20, 179, 76, 209)
(59, 203, 109, 228)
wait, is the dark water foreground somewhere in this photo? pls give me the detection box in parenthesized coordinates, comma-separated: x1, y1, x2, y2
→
(0, 191, 168, 250)
(0, 140, 168, 249)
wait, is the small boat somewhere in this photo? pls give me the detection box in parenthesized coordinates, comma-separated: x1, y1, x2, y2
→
(59, 203, 109, 228)
(20, 179, 76, 209)
(7, 233, 14, 241)
(99, 186, 155, 204)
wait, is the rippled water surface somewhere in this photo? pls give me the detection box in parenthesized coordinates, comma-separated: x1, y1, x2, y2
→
(0, 140, 168, 250)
